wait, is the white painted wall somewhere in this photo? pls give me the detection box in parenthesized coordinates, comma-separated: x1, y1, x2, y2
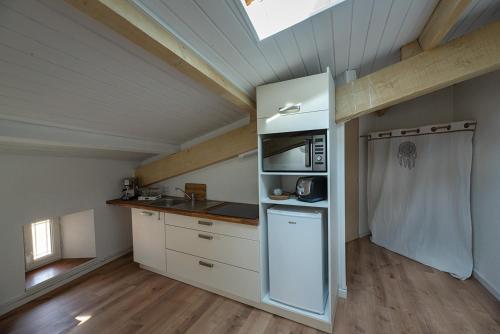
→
(0, 154, 135, 312)
(149, 118, 259, 204)
(358, 88, 455, 235)
(60, 210, 97, 259)
(453, 70, 500, 299)
(155, 155, 259, 204)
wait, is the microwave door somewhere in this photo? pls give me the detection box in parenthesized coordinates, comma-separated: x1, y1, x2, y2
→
(263, 140, 312, 172)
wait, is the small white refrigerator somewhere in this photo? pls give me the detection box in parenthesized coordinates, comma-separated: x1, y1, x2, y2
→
(267, 205, 327, 314)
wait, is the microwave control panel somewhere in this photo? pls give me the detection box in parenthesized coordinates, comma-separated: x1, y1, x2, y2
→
(313, 135, 327, 171)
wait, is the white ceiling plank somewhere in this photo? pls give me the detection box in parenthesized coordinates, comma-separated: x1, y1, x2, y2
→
(358, 0, 393, 76)
(0, 119, 178, 154)
(0, 0, 247, 146)
(390, 0, 439, 55)
(311, 10, 335, 73)
(273, 28, 308, 78)
(135, 0, 255, 94)
(332, 0, 353, 76)
(130, 0, 490, 82)
(348, 0, 374, 72)
(225, 0, 294, 81)
(153, 0, 263, 86)
(193, 0, 280, 84)
(371, 0, 413, 72)
(7, 0, 235, 109)
(1, 0, 494, 156)
(291, 20, 322, 75)
(0, 41, 221, 130)
(255, 37, 295, 82)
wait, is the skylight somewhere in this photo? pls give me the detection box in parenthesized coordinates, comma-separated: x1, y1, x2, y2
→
(241, 0, 347, 40)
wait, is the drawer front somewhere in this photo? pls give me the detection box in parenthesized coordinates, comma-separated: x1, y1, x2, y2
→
(165, 225, 259, 271)
(257, 72, 328, 119)
(164, 213, 259, 241)
(166, 249, 260, 302)
(257, 109, 329, 135)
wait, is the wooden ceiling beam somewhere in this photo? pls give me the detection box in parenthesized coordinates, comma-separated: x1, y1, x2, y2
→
(135, 122, 257, 186)
(65, 0, 256, 115)
(400, 40, 423, 60)
(336, 21, 500, 123)
(401, 0, 469, 61)
(419, 0, 471, 50)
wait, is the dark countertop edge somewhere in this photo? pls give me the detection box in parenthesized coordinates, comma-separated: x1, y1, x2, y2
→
(106, 199, 259, 227)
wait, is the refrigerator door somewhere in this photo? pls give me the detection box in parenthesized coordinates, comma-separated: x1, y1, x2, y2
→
(267, 207, 326, 314)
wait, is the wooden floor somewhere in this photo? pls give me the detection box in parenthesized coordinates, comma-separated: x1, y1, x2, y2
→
(1, 237, 499, 334)
(25, 258, 94, 289)
(335, 237, 500, 334)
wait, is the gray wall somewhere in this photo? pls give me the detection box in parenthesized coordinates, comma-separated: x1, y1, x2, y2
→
(0, 155, 135, 311)
(453, 70, 500, 299)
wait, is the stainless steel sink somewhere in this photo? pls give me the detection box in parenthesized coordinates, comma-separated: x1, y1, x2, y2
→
(172, 200, 223, 212)
(150, 198, 189, 207)
(149, 197, 222, 211)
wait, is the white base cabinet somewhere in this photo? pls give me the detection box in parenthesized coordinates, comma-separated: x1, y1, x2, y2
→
(131, 208, 166, 273)
(166, 249, 260, 302)
(132, 209, 260, 302)
(164, 214, 260, 302)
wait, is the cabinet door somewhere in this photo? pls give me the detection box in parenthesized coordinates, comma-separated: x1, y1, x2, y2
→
(132, 209, 166, 272)
(256, 72, 329, 119)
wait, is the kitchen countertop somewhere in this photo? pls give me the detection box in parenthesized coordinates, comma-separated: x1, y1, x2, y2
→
(106, 197, 259, 226)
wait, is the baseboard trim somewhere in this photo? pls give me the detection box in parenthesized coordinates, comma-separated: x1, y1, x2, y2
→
(0, 248, 132, 317)
(358, 231, 371, 238)
(473, 269, 500, 301)
(338, 287, 347, 299)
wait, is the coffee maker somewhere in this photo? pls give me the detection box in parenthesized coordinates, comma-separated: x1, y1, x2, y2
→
(121, 177, 138, 200)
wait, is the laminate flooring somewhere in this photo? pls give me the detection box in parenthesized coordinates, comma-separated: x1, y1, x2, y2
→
(1, 237, 499, 333)
(25, 258, 93, 289)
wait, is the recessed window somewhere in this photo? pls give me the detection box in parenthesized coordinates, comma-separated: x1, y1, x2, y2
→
(241, 0, 347, 40)
(32, 220, 53, 260)
(23, 218, 61, 272)
(23, 210, 96, 290)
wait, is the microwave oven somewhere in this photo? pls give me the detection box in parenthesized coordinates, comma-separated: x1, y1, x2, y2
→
(261, 130, 327, 172)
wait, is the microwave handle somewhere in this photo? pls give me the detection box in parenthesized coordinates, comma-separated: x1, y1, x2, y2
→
(305, 139, 311, 167)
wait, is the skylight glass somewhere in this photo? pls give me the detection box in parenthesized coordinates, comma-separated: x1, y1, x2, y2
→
(241, 0, 347, 40)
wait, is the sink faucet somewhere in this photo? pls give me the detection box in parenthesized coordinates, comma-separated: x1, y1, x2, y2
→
(175, 187, 195, 203)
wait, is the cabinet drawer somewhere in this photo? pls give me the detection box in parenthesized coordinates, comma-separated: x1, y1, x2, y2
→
(165, 225, 259, 271)
(166, 249, 260, 302)
(164, 213, 258, 241)
(257, 72, 329, 119)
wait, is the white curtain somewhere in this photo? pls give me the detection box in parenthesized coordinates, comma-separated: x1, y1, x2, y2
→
(367, 121, 475, 279)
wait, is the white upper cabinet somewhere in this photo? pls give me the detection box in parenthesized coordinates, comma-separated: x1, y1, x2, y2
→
(256, 69, 334, 134)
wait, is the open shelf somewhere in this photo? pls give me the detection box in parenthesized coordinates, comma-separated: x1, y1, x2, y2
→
(261, 171, 328, 176)
(261, 196, 329, 208)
